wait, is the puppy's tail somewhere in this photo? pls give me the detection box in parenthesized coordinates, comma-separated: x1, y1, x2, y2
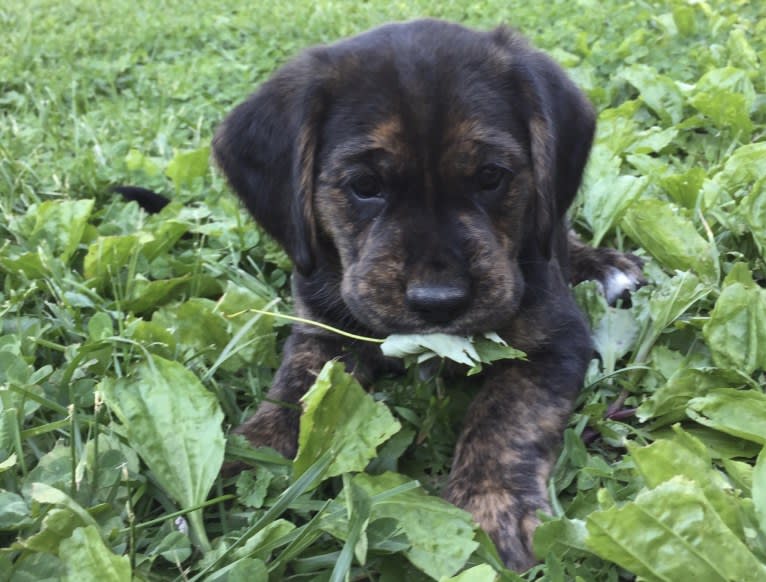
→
(113, 186, 170, 214)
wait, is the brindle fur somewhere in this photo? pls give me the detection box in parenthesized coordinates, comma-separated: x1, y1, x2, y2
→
(213, 19, 640, 571)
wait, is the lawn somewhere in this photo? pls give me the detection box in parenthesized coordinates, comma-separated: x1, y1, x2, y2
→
(2, 0, 766, 580)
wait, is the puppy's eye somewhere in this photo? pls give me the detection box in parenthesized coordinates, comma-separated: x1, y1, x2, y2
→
(349, 175, 383, 200)
(476, 164, 511, 191)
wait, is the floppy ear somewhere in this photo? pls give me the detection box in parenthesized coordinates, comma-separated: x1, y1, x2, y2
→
(212, 55, 327, 274)
(513, 44, 596, 258)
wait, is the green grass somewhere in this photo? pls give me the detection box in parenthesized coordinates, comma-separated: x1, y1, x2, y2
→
(2, 0, 766, 580)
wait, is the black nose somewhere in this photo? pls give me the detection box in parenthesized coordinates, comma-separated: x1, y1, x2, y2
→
(405, 282, 470, 323)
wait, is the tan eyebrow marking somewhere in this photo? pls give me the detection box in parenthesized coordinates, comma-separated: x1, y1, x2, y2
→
(441, 119, 526, 175)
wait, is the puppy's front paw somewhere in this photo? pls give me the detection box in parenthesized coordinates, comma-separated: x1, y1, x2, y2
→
(572, 245, 645, 306)
(445, 485, 544, 572)
(221, 403, 299, 477)
(598, 251, 645, 305)
(233, 403, 299, 458)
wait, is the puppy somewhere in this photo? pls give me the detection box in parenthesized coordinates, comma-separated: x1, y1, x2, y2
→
(213, 19, 641, 570)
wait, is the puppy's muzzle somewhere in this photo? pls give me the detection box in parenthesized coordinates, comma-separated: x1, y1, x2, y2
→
(405, 281, 470, 323)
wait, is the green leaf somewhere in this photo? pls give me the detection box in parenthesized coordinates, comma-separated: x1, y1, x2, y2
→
(150, 299, 231, 365)
(671, 4, 696, 35)
(25, 199, 94, 263)
(703, 265, 766, 374)
(581, 174, 647, 246)
(60, 526, 131, 582)
(634, 271, 712, 361)
(20, 508, 86, 554)
(331, 475, 372, 582)
(212, 558, 268, 582)
(87, 312, 113, 342)
(193, 452, 332, 582)
(738, 178, 766, 259)
(596, 101, 641, 154)
(468, 333, 527, 374)
(152, 531, 192, 564)
(658, 167, 706, 209)
(29, 483, 95, 522)
(125, 148, 162, 176)
(618, 64, 685, 124)
(22, 442, 73, 493)
(381, 333, 481, 366)
(337, 472, 478, 580)
(533, 516, 589, 558)
(381, 333, 523, 371)
(629, 426, 747, 537)
(621, 199, 717, 282)
(648, 271, 709, 330)
(727, 29, 759, 71)
(712, 142, 766, 200)
(626, 126, 678, 155)
(656, 426, 762, 461)
(0, 248, 49, 279)
(0, 490, 31, 529)
(100, 356, 225, 549)
(166, 146, 211, 190)
(440, 564, 497, 582)
(294, 361, 401, 481)
(5, 552, 63, 582)
(213, 282, 279, 368)
(686, 389, 766, 444)
(586, 478, 766, 581)
(83, 233, 152, 290)
(141, 219, 189, 260)
(689, 67, 755, 136)
(235, 466, 273, 509)
(21, 484, 98, 554)
(637, 367, 751, 424)
(232, 519, 295, 560)
(754, 447, 766, 538)
(122, 274, 191, 313)
(593, 307, 640, 374)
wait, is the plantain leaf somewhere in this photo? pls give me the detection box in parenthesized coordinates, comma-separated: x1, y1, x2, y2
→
(441, 564, 498, 581)
(621, 199, 718, 282)
(294, 361, 401, 481)
(100, 356, 225, 548)
(703, 264, 766, 374)
(686, 388, 766, 445)
(618, 64, 685, 124)
(60, 526, 131, 582)
(381, 333, 480, 366)
(754, 447, 766, 539)
(166, 146, 211, 190)
(324, 472, 478, 580)
(586, 477, 766, 581)
(629, 426, 747, 537)
(25, 199, 94, 263)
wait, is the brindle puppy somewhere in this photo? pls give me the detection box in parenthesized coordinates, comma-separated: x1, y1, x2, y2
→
(213, 19, 642, 571)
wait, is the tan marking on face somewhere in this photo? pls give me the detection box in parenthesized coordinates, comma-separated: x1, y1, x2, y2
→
(369, 117, 406, 153)
(440, 119, 527, 176)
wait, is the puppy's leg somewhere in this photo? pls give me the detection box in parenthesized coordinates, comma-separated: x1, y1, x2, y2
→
(445, 347, 588, 570)
(233, 332, 358, 458)
(568, 231, 644, 305)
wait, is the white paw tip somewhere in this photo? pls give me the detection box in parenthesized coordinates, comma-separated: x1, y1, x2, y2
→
(603, 269, 639, 304)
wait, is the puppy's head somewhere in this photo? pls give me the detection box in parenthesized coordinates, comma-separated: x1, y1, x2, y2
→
(213, 20, 595, 335)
